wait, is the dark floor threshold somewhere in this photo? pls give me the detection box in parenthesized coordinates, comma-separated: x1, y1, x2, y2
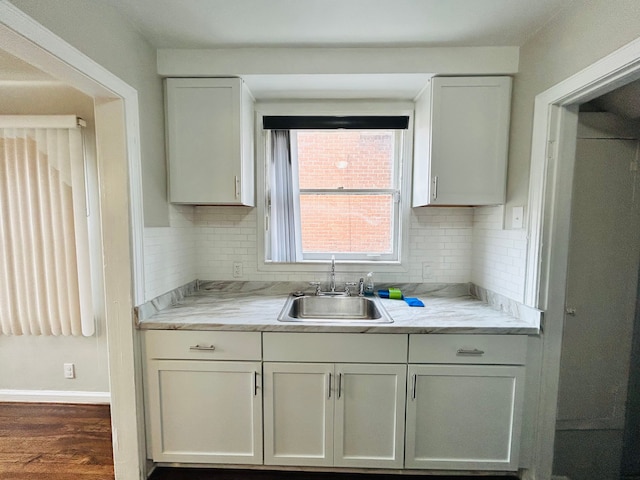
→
(148, 467, 519, 480)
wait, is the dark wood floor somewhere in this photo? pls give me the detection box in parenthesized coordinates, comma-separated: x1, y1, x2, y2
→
(1, 403, 518, 480)
(0, 402, 114, 480)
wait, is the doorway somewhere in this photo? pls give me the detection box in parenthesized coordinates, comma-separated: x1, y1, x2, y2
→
(0, 5, 146, 478)
(552, 104, 640, 480)
(523, 35, 640, 480)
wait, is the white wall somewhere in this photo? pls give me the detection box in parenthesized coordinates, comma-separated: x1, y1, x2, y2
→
(506, 0, 640, 226)
(144, 205, 197, 300)
(10, 0, 169, 227)
(472, 206, 527, 302)
(0, 84, 109, 395)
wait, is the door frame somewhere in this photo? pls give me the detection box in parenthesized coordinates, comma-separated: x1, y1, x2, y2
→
(0, 3, 146, 479)
(524, 36, 640, 480)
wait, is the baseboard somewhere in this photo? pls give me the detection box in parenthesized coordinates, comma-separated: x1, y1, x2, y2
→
(0, 389, 110, 404)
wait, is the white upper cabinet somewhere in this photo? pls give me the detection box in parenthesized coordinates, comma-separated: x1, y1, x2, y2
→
(165, 77, 255, 205)
(412, 76, 512, 206)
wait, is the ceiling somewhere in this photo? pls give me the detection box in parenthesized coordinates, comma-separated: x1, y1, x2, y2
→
(104, 0, 570, 49)
(1, 0, 571, 99)
(587, 79, 640, 120)
(0, 48, 57, 83)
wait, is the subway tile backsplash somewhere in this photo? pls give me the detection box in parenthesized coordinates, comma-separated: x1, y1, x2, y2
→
(472, 206, 527, 303)
(143, 204, 526, 303)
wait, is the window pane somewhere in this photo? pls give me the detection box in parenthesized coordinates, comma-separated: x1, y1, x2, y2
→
(296, 130, 395, 189)
(299, 194, 393, 254)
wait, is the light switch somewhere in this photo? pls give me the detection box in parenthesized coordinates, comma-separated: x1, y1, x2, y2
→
(512, 206, 524, 229)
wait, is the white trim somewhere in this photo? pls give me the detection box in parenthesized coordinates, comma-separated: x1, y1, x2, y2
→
(0, 389, 111, 404)
(524, 36, 640, 480)
(157, 46, 520, 76)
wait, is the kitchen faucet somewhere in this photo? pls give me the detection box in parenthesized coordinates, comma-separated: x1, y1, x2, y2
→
(309, 255, 357, 295)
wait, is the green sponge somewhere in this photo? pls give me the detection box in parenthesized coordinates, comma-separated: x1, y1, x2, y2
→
(388, 288, 403, 299)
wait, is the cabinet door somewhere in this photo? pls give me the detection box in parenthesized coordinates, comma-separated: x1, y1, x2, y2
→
(146, 360, 262, 464)
(413, 76, 511, 206)
(166, 77, 252, 205)
(405, 364, 524, 471)
(263, 362, 334, 466)
(334, 364, 407, 468)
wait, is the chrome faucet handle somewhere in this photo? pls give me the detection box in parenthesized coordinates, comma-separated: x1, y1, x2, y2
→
(344, 282, 357, 296)
(309, 281, 322, 296)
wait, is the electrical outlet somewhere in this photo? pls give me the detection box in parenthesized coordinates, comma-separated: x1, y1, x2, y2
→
(422, 262, 433, 280)
(233, 261, 243, 278)
(64, 363, 75, 379)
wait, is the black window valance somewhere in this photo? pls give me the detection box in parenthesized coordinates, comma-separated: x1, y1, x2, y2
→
(262, 115, 409, 130)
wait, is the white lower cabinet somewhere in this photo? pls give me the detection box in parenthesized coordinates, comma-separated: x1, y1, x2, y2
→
(263, 362, 407, 468)
(144, 331, 263, 464)
(263, 362, 334, 467)
(142, 331, 528, 473)
(405, 334, 527, 471)
(334, 363, 407, 468)
(261, 333, 408, 469)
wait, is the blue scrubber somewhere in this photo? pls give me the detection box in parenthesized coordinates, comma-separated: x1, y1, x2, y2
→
(404, 297, 424, 307)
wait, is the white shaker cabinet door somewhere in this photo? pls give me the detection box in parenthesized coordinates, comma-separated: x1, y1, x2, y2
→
(146, 360, 262, 464)
(413, 76, 511, 206)
(405, 364, 525, 471)
(334, 363, 407, 468)
(165, 77, 254, 205)
(263, 362, 334, 467)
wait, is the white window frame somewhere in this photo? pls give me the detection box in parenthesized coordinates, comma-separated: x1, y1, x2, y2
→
(256, 100, 414, 274)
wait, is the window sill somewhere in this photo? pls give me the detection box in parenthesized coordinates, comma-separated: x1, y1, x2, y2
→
(258, 260, 410, 274)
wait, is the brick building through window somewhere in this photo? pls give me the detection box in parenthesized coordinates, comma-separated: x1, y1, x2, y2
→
(295, 129, 397, 256)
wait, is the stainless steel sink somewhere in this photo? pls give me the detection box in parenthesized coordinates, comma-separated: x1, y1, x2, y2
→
(277, 294, 393, 323)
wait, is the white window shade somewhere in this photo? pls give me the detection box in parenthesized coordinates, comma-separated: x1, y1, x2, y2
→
(0, 115, 94, 336)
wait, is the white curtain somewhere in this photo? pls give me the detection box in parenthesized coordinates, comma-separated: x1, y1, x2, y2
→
(0, 116, 94, 336)
(270, 130, 297, 261)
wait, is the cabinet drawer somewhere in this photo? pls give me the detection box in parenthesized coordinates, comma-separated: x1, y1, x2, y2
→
(263, 333, 407, 363)
(409, 334, 527, 365)
(145, 330, 261, 360)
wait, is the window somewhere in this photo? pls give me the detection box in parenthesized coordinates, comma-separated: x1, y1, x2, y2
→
(0, 116, 94, 336)
(263, 114, 410, 264)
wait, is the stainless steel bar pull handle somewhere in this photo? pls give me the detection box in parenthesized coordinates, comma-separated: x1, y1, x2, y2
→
(432, 176, 438, 201)
(327, 373, 332, 399)
(189, 344, 216, 351)
(337, 373, 343, 399)
(253, 371, 259, 396)
(234, 175, 240, 199)
(412, 373, 417, 400)
(456, 348, 485, 356)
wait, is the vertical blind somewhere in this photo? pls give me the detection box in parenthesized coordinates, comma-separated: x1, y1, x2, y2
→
(0, 115, 94, 336)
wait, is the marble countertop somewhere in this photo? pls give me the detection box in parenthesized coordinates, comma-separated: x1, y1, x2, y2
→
(137, 281, 541, 334)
